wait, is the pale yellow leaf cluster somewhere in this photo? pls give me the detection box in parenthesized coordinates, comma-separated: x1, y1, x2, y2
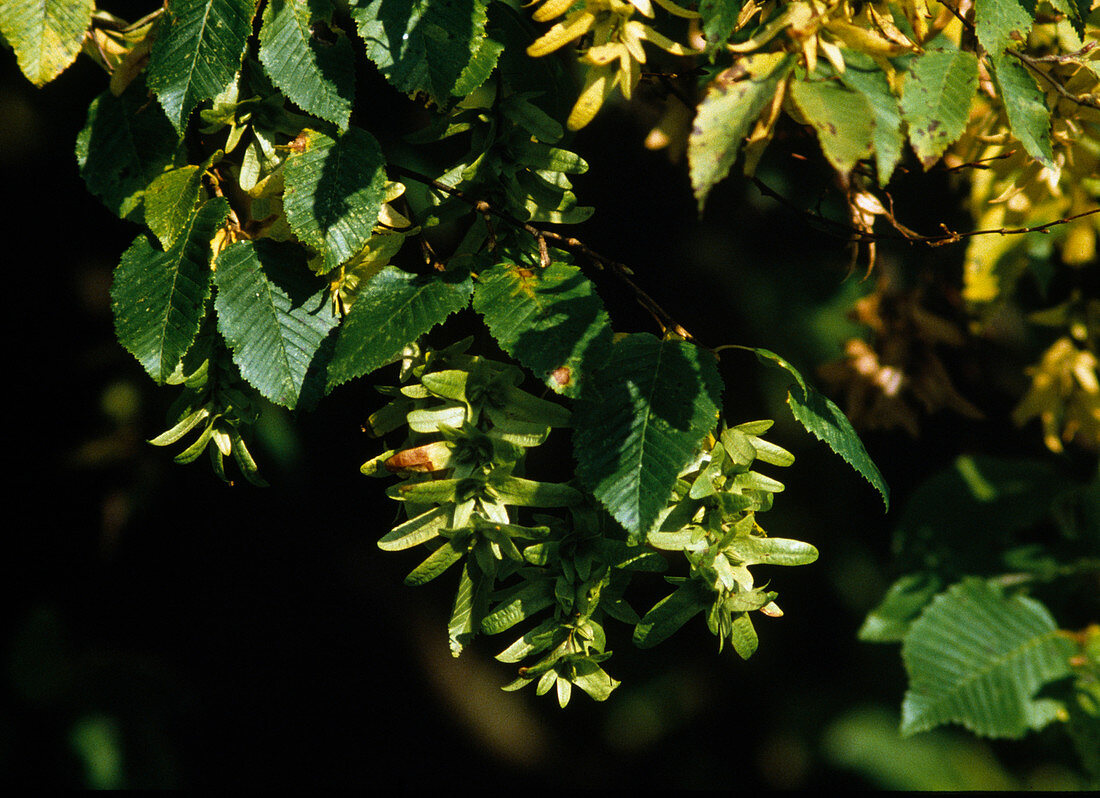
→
(526, 0, 700, 130)
(0, 0, 95, 86)
(1013, 337, 1100, 452)
(958, 57, 1100, 305)
(725, 0, 923, 82)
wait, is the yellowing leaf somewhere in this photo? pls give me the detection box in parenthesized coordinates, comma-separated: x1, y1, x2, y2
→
(0, 0, 94, 86)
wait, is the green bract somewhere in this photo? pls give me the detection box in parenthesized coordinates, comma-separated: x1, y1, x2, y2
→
(363, 345, 817, 703)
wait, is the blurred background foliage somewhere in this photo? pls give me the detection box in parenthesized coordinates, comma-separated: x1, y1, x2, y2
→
(3, 1, 1095, 789)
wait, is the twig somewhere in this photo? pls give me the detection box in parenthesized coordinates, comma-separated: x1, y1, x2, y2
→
(1010, 48, 1100, 110)
(751, 175, 1100, 246)
(1026, 41, 1099, 63)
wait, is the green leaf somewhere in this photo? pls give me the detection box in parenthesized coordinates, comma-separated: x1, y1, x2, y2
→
(473, 262, 613, 397)
(112, 199, 230, 383)
(728, 612, 758, 659)
(633, 580, 712, 648)
(790, 78, 874, 176)
(147, 0, 257, 133)
(488, 476, 583, 508)
(574, 334, 723, 540)
(858, 572, 944, 643)
(753, 347, 889, 510)
(511, 141, 588, 174)
(1046, 0, 1086, 39)
(974, 0, 1034, 57)
(405, 536, 467, 585)
(378, 505, 451, 551)
(144, 164, 207, 249)
(698, 0, 742, 48)
(258, 0, 355, 130)
(0, 0, 94, 86)
(725, 536, 819, 567)
(838, 52, 905, 186)
(325, 266, 473, 390)
(214, 240, 339, 410)
(688, 51, 794, 210)
(570, 659, 620, 702)
(481, 578, 556, 635)
(497, 618, 563, 664)
(282, 127, 388, 272)
(900, 578, 1076, 738)
(75, 78, 184, 222)
(448, 561, 486, 656)
(350, 0, 498, 104)
(900, 47, 978, 169)
(989, 52, 1055, 169)
(451, 18, 504, 97)
(822, 706, 1021, 790)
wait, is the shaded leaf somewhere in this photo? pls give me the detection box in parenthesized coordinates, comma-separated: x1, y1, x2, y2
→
(405, 536, 466, 585)
(892, 456, 1062, 575)
(473, 261, 613, 397)
(633, 579, 711, 648)
(688, 51, 794, 210)
(858, 572, 944, 643)
(325, 266, 473, 390)
(838, 52, 904, 186)
(754, 347, 889, 509)
(282, 127, 388, 272)
(574, 334, 723, 539)
(75, 78, 184, 221)
(112, 199, 230, 383)
(214, 239, 339, 409)
(258, 0, 355, 130)
(698, 0, 742, 47)
(350, 0, 497, 104)
(1046, 0, 1086, 38)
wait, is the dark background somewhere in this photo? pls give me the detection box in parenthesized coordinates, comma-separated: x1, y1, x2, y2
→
(2, 3, 1089, 789)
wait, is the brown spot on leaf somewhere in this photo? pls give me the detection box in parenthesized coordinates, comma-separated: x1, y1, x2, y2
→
(287, 131, 311, 153)
(550, 366, 573, 387)
(384, 442, 450, 474)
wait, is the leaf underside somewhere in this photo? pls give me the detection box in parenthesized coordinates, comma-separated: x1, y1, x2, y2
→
(901, 578, 1074, 738)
